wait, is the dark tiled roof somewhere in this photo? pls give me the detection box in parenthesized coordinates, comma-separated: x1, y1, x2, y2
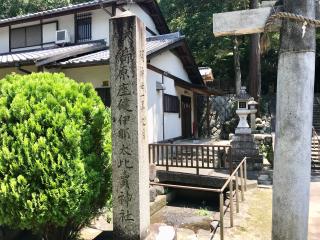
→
(0, 33, 182, 66)
(0, 42, 106, 66)
(59, 33, 184, 66)
(0, 32, 203, 86)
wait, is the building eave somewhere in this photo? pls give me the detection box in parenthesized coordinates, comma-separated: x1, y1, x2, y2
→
(0, 0, 170, 35)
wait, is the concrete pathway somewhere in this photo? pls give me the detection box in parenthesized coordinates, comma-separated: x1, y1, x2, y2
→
(309, 181, 320, 240)
(79, 179, 320, 240)
(213, 181, 320, 240)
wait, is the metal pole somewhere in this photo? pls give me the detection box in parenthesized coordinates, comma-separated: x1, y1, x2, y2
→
(244, 159, 247, 191)
(220, 192, 224, 240)
(229, 179, 234, 227)
(240, 164, 245, 201)
(235, 171, 240, 213)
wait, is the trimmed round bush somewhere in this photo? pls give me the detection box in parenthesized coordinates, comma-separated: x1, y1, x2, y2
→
(0, 73, 112, 240)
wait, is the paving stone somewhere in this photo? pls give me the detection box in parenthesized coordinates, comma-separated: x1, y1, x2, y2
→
(197, 229, 212, 240)
(176, 228, 197, 240)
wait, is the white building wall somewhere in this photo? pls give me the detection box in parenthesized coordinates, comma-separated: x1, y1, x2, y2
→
(147, 69, 163, 143)
(146, 67, 195, 143)
(0, 27, 9, 53)
(150, 51, 191, 83)
(42, 22, 58, 44)
(92, 9, 111, 42)
(61, 65, 110, 88)
(123, 3, 159, 35)
(0, 66, 38, 79)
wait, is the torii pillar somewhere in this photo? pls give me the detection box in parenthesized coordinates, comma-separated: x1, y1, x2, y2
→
(272, 1, 315, 239)
(213, 1, 316, 239)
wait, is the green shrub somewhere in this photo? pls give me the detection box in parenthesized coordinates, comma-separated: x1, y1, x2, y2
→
(0, 73, 112, 240)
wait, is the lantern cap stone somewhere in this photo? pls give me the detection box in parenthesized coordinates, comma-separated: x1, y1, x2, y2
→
(248, 98, 258, 105)
(235, 86, 251, 101)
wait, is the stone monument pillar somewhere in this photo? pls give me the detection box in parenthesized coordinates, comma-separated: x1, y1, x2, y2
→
(110, 12, 149, 240)
(230, 87, 263, 170)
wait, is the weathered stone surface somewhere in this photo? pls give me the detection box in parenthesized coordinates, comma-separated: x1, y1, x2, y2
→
(155, 186, 165, 195)
(150, 195, 166, 216)
(150, 187, 157, 202)
(110, 13, 149, 240)
(273, 53, 314, 240)
(231, 133, 263, 170)
(150, 163, 157, 181)
(176, 228, 197, 240)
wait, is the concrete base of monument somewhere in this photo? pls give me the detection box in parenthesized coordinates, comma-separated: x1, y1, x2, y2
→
(230, 133, 263, 170)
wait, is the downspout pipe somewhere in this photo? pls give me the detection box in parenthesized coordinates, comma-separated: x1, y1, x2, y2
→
(162, 73, 165, 141)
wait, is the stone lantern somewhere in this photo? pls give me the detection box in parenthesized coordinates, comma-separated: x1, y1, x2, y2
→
(235, 86, 251, 134)
(248, 98, 258, 131)
(230, 86, 263, 170)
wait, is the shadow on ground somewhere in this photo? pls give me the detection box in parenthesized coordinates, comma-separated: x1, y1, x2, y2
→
(92, 231, 113, 240)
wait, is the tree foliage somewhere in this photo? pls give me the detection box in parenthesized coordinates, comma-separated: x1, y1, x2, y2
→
(0, 0, 87, 19)
(0, 73, 112, 240)
(158, 0, 253, 90)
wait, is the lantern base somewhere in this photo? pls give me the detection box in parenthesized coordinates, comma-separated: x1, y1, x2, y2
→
(235, 127, 251, 134)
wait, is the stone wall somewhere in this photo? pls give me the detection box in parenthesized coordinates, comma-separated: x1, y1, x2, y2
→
(197, 95, 237, 139)
(197, 94, 276, 139)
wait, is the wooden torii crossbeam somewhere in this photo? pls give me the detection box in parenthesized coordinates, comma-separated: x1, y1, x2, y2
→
(213, 7, 280, 36)
(212, 2, 320, 37)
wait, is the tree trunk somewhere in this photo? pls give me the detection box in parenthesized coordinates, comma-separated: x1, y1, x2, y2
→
(272, 0, 316, 239)
(233, 36, 241, 95)
(249, 0, 261, 100)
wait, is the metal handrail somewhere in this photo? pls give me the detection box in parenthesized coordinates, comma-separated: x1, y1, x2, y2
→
(221, 157, 247, 192)
(218, 157, 247, 240)
(149, 157, 248, 240)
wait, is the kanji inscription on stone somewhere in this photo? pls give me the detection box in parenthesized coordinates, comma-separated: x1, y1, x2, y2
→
(110, 12, 149, 240)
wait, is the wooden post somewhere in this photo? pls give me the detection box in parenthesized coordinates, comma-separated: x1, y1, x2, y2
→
(219, 192, 224, 240)
(233, 36, 241, 95)
(166, 145, 169, 171)
(196, 146, 199, 175)
(240, 164, 245, 201)
(249, 0, 261, 100)
(235, 172, 240, 213)
(206, 96, 210, 137)
(229, 179, 234, 227)
(272, 1, 315, 239)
